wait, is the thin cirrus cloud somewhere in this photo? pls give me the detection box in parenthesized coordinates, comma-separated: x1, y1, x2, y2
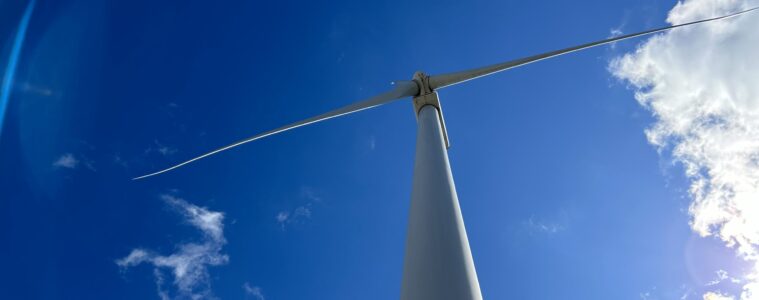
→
(145, 140, 178, 157)
(610, 0, 759, 299)
(243, 282, 265, 300)
(524, 216, 564, 235)
(276, 186, 321, 229)
(116, 194, 228, 300)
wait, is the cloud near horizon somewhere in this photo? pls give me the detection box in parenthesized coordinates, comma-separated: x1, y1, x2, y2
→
(116, 194, 228, 299)
(610, 0, 759, 299)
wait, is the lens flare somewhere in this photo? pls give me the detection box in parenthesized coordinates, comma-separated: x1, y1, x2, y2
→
(0, 0, 36, 139)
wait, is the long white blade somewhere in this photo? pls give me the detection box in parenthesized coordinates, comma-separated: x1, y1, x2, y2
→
(133, 81, 419, 180)
(429, 6, 759, 90)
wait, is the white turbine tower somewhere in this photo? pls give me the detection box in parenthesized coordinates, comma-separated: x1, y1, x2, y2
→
(135, 8, 758, 300)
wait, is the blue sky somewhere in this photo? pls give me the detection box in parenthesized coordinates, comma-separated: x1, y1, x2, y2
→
(1, 0, 756, 299)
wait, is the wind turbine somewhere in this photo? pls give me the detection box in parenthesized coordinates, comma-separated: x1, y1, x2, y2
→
(134, 7, 758, 300)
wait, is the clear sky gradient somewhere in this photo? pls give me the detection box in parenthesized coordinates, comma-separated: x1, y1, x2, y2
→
(0, 0, 749, 299)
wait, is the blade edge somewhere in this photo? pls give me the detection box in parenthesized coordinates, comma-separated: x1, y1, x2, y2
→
(430, 6, 759, 89)
(133, 81, 419, 180)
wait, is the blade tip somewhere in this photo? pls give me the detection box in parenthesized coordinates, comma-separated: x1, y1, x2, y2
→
(131, 173, 153, 180)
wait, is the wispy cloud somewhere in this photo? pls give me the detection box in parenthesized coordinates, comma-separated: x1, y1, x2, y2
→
(117, 194, 228, 299)
(52, 153, 79, 169)
(639, 287, 655, 300)
(112, 153, 129, 168)
(243, 282, 265, 300)
(608, 28, 624, 50)
(707, 270, 742, 287)
(145, 140, 178, 156)
(610, 0, 759, 298)
(276, 186, 322, 230)
(19, 82, 53, 97)
(52, 152, 96, 171)
(639, 284, 694, 300)
(608, 9, 634, 50)
(369, 135, 376, 150)
(609, 28, 624, 38)
(276, 205, 312, 229)
(523, 215, 565, 235)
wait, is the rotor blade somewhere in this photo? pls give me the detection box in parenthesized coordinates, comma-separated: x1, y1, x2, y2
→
(429, 6, 759, 89)
(133, 80, 419, 180)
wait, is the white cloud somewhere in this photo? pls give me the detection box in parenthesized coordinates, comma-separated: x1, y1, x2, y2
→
(275, 211, 289, 224)
(608, 28, 624, 49)
(524, 216, 564, 234)
(522, 211, 569, 236)
(638, 284, 695, 300)
(113, 153, 129, 168)
(157, 146, 177, 156)
(276, 204, 311, 229)
(276, 186, 321, 229)
(704, 291, 736, 300)
(293, 206, 311, 218)
(243, 282, 265, 300)
(117, 194, 228, 299)
(708, 270, 743, 286)
(301, 186, 322, 203)
(53, 151, 95, 171)
(52, 153, 79, 169)
(161, 194, 225, 241)
(145, 140, 178, 156)
(610, 0, 759, 298)
(116, 248, 150, 266)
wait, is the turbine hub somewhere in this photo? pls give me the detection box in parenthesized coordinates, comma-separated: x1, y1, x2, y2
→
(412, 71, 433, 95)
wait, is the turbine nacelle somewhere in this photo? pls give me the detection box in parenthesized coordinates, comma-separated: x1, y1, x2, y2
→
(412, 71, 450, 148)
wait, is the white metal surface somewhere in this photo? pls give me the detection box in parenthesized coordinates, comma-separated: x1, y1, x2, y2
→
(401, 105, 481, 300)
